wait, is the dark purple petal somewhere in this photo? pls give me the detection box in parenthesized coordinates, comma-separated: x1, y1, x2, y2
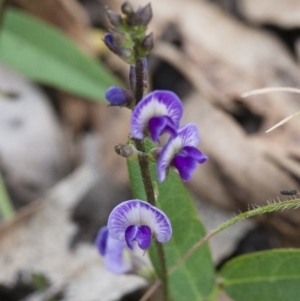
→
(148, 116, 177, 142)
(135, 225, 152, 250)
(108, 200, 172, 248)
(173, 153, 199, 182)
(130, 90, 183, 140)
(125, 225, 152, 250)
(95, 226, 109, 256)
(181, 146, 208, 163)
(105, 86, 132, 106)
(105, 234, 131, 274)
(125, 225, 138, 250)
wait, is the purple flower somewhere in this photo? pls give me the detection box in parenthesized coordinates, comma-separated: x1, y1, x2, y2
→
(105, 86, 133, 106)
(130, 90, 183, 142)
(96, 226, 131, 274)
(157, 123, 208, 182)
(108, 200, 172, 250)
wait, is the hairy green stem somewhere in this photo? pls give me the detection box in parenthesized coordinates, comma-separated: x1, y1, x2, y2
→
(133, 57, 169, 301)
(169, 198, 300, 275)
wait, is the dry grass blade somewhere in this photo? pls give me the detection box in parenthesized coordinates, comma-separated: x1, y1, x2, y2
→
(242, 87, 300, 98)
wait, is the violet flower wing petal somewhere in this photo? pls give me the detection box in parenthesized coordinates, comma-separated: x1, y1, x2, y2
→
(105, 234, 131, 274)
(95, 226, 109, 256)
(130, 90, 183, 140)
(108, 200, 172, 246)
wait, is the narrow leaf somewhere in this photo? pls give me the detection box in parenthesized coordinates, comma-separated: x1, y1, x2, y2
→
(221, 249, 300, 301)
(128, 140, 215, 301)
(0, 8, 118, 101)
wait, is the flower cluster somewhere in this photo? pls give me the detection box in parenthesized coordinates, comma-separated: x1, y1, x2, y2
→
(96, 1, 207, 275)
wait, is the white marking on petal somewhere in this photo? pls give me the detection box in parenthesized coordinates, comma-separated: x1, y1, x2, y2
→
(131, 91, 183, 139)
(138, 98, 168, 128)
(157, 135, 183, 182)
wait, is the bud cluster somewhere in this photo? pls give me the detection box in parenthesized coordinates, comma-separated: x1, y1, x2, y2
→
(104, 2, 154, 65)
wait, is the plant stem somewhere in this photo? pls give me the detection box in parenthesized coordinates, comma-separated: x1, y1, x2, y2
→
(134, 57, 144, 104)
(133, 57, 169, 301)
(133, 139, 155, 206)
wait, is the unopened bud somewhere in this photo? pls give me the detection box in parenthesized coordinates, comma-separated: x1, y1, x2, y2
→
(135, 3, 152, 26)
(103, 33, 118, 53)
(115, 144, 142, 161)
(121, 1, 134, 15)
(106, 9, 122, 27)
(109, 29, 126, 46)
(141, 33, 154, 52)
(148, 147, 162, 162)
(105, 86, 133, 106)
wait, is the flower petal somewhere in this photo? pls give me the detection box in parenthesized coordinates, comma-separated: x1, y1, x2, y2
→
(95, 226, 109, 256)
(177, 123, 200, 148)
(125, 225, 152, 250)
(148, 116, 177, 142)
(181, 146, 208, 163)
(130, 90, 183, 140)
(105, 234, 131, 274)
(157, 135, 183, 182)
(108, 200, 172, 245)
(172, 154, 199, 181)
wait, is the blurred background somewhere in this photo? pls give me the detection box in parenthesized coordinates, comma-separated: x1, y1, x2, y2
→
(1, 0, 300, 300)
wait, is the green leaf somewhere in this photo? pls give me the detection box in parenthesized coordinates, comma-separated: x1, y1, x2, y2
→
(221, 249, 300, 301)
(127, 140, 215, 301)
(0, 8, 118, 101)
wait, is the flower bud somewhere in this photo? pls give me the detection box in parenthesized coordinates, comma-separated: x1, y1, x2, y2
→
(121, 1, 134, 15)
(106, 9, 122, 27)
(141, 33, 154, 52)
(105, 86, 133, 106)
(148, 147, 162, 162)
(103, 33, 118, 53)
(109, 29, 126, 46)
(135, 3, 152, 26)
(114, 144, 141, 161)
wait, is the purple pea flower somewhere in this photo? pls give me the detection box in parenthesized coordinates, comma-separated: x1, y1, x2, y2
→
(108, 200, 172, 250)
(96, 226, 131, 274)
(131, 90, 183, 142)
(157, 123, 208, 182)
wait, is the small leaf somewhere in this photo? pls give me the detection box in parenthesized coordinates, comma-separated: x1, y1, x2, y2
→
(221, 249, 300, 301)
(128, 140, 215, 301)
(0, 8, 119, 101)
